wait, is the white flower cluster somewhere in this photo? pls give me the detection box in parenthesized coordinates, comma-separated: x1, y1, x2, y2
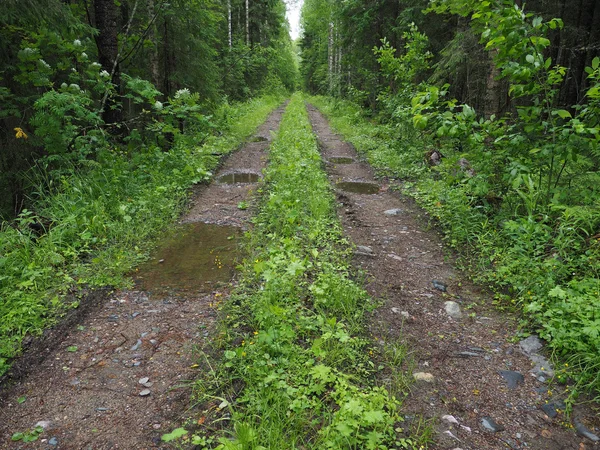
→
(174, 88, 191, 99)
(73, 39, 82, 47)
(69, 83, 81, 91)
(154, 101, 163, 110)
(100, 70, 110, 78)
(91, 62, 101, 68)
(80, 52, 88, 60)
(38, 59, 51, 69)
(22, 47, 35, 55)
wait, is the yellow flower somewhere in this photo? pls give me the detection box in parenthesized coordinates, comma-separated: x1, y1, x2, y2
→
(14, 127, 28, 139)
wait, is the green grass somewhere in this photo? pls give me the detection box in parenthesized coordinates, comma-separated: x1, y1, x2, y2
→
(0, 94, 284, 376)
(310, 95, 600, 403)
(177, 94, 419, 449)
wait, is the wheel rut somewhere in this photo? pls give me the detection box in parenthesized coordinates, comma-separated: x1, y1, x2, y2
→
(306, 103, 597, 450)
(0, 103, 287, 449)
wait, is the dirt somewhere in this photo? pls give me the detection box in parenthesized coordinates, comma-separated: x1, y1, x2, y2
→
(306, 104, 600, 450)
(0, 103, 287, 450)
(1, 100, 598, 450)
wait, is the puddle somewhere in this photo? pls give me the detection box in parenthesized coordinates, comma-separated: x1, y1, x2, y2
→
(336, 181, 380, 194)
(134, 223, 241, 295)
(249, 135, 268, 142)
(328, 156, 355, 164)
(217, 172, 260, 184)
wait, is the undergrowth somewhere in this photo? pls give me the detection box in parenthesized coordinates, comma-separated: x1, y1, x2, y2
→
(171, 94, 420, 449)
(310, 95, 600, 402)
(0, 94, 284, 376)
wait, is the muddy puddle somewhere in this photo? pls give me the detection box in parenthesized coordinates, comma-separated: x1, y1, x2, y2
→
(328, 156, 355, 164)
(134, 222, 241, 295)
(217, 172, 261, 184)
(336, 181, 380, 194)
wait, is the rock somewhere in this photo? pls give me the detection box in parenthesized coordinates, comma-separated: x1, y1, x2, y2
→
(107, 314, 119, 322)
(574, 419, 600, 442)
(138, 377, 150, 385)
(131, 312, 141, 318)
(444, 301, 462, 319)
(35, 421, 52, 430)
(355, 245, 374, 256)
(391, 308, 410, 318)
(499, 370, 524, 389)
(480, 416, 505, 432)
(413, 372, 435, 382)
(442, 415, 460, 425)
(48, 437, 58, 446)
(541, 402, 562, 418)
(139, 389, 151, 397)
(96, 407, 109, 412)
(457, 352, 481, 358)
(530, 354, 555, 378)
(519, 336, 543, 355)
(130, 339, 143, 351)
(384, 209, 404, 216)
(432, 280, 447, 292)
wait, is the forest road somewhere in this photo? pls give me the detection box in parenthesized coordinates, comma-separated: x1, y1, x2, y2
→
(306, 103, 598, 450)
(0, 103, 288, 450)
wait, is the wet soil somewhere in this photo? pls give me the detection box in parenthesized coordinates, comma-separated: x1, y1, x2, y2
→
(306, 104, 600, 450)
(0, 103, 287, 449)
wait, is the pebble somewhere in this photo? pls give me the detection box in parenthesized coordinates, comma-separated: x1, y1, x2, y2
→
(574, 419, 600, 442)
(355, 245, 374, 256)
(442, 414, 460, 425)
(480, 416, 505, 432)
(519, 336, 543, 355)
(139, 377, 150, 384)
(48, 437, 58, 446)
(457, 351, 480, 358)
(432, 280, 447, 292)
(444, 301, 462, 319)
(96, 407, 109, 412)
(413, 372, 435, 382)
(384, 208, 404, 216)
(132, 312, 141, 318)
(139, 389, 151, 397)
(130, 339, 143, 351)
(499, 370, 524, 389)
(108, 314, 119, 322)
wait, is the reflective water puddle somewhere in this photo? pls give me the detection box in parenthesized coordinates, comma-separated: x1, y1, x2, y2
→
(134, 223, 241, 295)
(328, 156, 355, 164)
(336, 181, 380, 194)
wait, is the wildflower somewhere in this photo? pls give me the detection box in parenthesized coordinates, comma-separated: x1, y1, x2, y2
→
(174, 88, 190, 99)
(14, 127, 28, 139)
(22, 47, 35, 55)
(154, 100, 163, 110)
(69, 83, 81, 91)
(99, 70, 110, 78)
(73, 39, 82, 46)
(80, 52, 88, 59)
(38, 59, 51, 69)
(91, 62, 101, 68)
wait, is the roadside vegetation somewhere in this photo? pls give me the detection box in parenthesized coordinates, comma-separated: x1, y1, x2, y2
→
(301, 0, 600, 403)
(0, 94, 284, 377)
(166, 94, 422, 449)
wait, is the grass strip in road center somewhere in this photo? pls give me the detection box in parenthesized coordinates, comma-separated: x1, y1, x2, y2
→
(178, 94, 416, 449)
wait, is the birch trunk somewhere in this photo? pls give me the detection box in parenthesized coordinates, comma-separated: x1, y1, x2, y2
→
(245, 0, 250, 46)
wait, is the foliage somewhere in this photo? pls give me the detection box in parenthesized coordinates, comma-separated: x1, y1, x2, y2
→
(0, 94, 283, 376)
(174, 95, 418, 449)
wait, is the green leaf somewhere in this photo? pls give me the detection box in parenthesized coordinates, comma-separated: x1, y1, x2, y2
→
(161, 427, 188, 442)
(593, 56, 599, 70)
(526, 54, 535, 64)
(11, 432, 24, 441)
(66, 346, 78, 352)
(554, 109, 572, 119)
(548, 286, 567, 299)
(17, 396, 26, 404)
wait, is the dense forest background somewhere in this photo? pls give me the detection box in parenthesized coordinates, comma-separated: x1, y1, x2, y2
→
(300, 0, 600, 396)
(1, 0, 297, 219)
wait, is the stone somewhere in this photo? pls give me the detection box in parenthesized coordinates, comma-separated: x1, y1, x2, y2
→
(499, 370, 525, 389)
(457, 351, 481, 358)
(432, 280, 447, 292)
(384, 209, 404, 216)
(138, 377, 150, 385)
(444, 301, 462, 319)
(519, 336, 543, 355)
(530, 354, 555, 378)
(442, 415, 460, 425)
(480, 417, 505, 432)
(130, 339, 143, 351)
(107, 314, 119, 322)
(48, 437, 58, 446)
(35, 421, 52, 430)
(413, 372, 435, 382)
(139, 389, 151, 397)
(355, 245, 374, 256)
(574, 419, 600, 442)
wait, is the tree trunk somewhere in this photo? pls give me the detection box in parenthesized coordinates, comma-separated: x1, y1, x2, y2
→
(228, 0, 232, 49)
(245, 0, 250, 46)
(146, 0, 160, 88)
(94, 0, 122, 124)
(484, 49, 502, 118)
(328, 21, 334, 94)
